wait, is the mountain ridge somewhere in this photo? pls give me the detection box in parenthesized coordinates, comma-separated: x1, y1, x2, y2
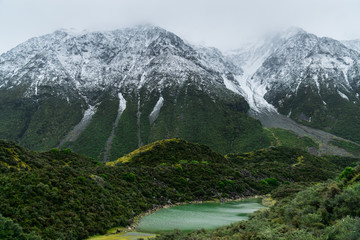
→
(0, 25, 360, 159)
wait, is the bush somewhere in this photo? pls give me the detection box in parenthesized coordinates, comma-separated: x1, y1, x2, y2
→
(218, 180, 225, 188)
(123, 172, 136, 182)
(339, 167, 354, 181)
(50, 148, 60, 154)
(226, 179, 234, 186)
(62, 148, 72, 154)
(324, 216, 360, 240)
(0, 214, 41, 240)
(261, 177, 279, 186)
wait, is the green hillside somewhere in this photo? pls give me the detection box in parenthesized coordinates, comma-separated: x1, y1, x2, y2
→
(0, 139, 357, 239)
(155, 160, 360, 239)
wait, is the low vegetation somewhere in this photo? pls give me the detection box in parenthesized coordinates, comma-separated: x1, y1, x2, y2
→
(154, 164, 360, 240)
(264, 127, 318, 151)
(330, 139, 360, 156)
(0, 139, 358, 239)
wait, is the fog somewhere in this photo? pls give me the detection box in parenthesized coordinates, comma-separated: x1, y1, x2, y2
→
(0, 0, 359, 53)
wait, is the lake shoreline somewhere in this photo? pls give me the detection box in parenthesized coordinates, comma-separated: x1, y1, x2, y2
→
(127, 194, 267, 232)
(90, 195, 270, 239)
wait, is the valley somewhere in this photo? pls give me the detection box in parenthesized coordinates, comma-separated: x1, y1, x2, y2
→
(1, 24, 360, 240)
(1, 139, 358, 239)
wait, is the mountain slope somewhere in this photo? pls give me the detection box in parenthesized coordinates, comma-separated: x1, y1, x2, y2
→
(0, 26, 359, 159)
(0, 25, 272, 160)
(342, 39, 360, 53)
(227, 28, 360, 146)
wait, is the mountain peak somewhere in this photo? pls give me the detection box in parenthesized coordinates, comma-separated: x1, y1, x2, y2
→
(280, 26, 306, 38)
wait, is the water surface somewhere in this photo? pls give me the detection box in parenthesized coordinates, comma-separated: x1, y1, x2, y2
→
(137, 198, 265, 233)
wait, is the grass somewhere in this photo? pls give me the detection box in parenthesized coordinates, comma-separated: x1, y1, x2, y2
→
(330, 139, 360, 156)
(87, 227, 156, 240)
(264, 127, 318, 150)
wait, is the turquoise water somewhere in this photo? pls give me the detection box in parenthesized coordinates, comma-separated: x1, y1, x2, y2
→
(136, 198, 265, 233)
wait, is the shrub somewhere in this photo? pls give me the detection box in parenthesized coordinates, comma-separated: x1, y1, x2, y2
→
(226, 179, 234, 186)
(123, 172, 136, 182)
(0, 214, 41, 240)
(50, 148, 60, 154)
(218, 180, 225, 188)
(78, 176, 86, 182)
(265, 177, 279, 186)
(339, 167, 354, 181)
(179, 177, 187, 185)
(62, 148, 72, 154)
(261, 179, 268, 185)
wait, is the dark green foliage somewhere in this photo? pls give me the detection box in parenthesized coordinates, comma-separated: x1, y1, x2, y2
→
(65, 92, 119, 160)
(0, 139, 358, 239)
(0, 86, 83, 151)
(155, 165, 360, 240)
(262, 177, 279, 186)
(19, 97, 83, 150)
(0, 214, 41, 240)
(330, 139, 360, 156)
(225, 146, 342, 185)
(339, 167, 354, 180)
(277, 83, 360, 144)
(110, 84, 273, 161)
(123, 172, 136, 182)
(110, 93, 140, 159)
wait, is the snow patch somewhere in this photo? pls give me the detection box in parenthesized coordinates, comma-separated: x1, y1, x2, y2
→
(337, 90, 349, 101)
(103, 92, 127, 161)
(138, 72, 147, 89)
(137, 91, 143, 147)
(118, 92, 126, 113)
(313, 75, 320, 91)
(58, 104, 97, 147)
(149, 96, 164, 124)
(295, 81, 302, 95)
(222, 75, 241, 94)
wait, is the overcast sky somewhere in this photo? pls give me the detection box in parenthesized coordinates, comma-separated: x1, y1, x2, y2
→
(0, 0, 359, 54)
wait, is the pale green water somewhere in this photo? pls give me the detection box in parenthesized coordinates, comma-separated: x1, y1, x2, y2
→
(136, 198, 265, 233)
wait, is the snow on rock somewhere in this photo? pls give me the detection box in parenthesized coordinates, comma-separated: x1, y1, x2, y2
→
(103, 92, 127, 161)
(337, 90, 349, 101)
(222, 75, 241, 95)
(58, 104, 97, 147)
(149, 96, 164, 124)
(0, 24, 244, 102)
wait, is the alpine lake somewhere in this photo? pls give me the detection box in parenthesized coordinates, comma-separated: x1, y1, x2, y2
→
(88, 198, 266, 240)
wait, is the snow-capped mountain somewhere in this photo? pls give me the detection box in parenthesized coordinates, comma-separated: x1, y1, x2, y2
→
(0, 25, 259, 161)
(342, 39, 360, 53)
(0, 25, 238, 100)
(225, 27, 306, 113)
(226, 28, 360, 144)
(0, 25, 359, 160)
